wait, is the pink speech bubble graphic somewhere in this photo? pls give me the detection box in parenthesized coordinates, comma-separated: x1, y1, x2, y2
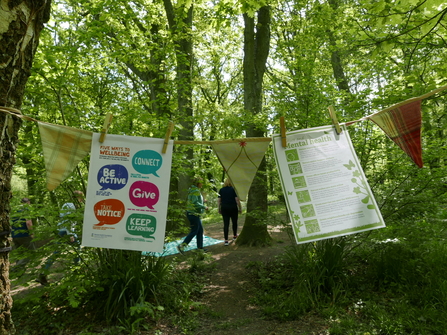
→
(129, 181, 160, 209)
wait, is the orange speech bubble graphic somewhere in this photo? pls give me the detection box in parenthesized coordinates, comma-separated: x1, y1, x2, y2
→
(94, 199, 125, 226)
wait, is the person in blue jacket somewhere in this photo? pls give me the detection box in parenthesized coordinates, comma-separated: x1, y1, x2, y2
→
(11, 197, 35, 267)
(177, 177, 208, 254)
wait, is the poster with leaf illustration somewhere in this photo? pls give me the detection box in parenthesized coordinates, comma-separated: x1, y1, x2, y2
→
(272, 124, 385, 244)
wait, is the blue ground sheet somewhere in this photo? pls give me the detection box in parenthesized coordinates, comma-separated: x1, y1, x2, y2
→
(143, 235, 224, 257)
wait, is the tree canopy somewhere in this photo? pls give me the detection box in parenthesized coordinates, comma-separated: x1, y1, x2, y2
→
(14, 0, 446, 226)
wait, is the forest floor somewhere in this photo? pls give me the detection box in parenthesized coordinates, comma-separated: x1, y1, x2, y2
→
(10, 217, 330, 335)
(154, 218, 329, 335)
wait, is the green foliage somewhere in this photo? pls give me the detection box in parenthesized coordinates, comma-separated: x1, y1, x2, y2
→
(12, 247, 211, 334)
(117, 302, 164, 334)
(248, 237, 351, 320)
(10, 0, 447, 332)
(10, 195, 217, 333)
(249, 208, 447, 334)
(76, 250, 176, 322)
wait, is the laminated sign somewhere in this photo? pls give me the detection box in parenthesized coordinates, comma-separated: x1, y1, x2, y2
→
(273, 125, 385, 244)
(82, 133, 173, 252)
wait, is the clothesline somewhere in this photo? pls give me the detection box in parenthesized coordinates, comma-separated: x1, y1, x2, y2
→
(2, 84, 447, 191)
(5, 85, 447, 130)
(174, 137, 272, 145)
(345, 84, 447, 126)
(2, 84, 447, 145)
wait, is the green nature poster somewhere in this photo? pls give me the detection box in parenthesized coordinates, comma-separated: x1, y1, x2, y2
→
(273, 124, 385, 244)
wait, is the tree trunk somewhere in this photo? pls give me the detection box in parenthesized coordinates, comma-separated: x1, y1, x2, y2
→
(0, 1, 52, 334)
(237, 6, 272, 247)
(326, 0, 352, 96)
(164, 0, 195, 200)
(121, 21, 171, 118)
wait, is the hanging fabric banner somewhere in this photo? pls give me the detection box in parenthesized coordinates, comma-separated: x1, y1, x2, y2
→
(273, 124, 385, 244)
(212, 139, 271, 201)
(368, 99, 423, 167)
(82, 133, 173, 253)
(38, 122, 93, 191)
(5, 84, 447, 190)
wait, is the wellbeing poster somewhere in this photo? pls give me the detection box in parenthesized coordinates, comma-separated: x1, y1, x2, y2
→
(273, 124, 385, 244)
(81, 133, 173, 252)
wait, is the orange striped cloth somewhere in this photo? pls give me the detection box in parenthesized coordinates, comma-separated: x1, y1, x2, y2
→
(368, 100, 423, 167)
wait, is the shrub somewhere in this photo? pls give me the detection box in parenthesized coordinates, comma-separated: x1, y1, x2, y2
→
(248, 237, 352, 320)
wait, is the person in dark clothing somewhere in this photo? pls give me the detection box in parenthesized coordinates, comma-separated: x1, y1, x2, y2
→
(218, 178, 242, 246)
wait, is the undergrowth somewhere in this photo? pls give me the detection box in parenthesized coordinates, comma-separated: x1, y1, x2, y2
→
(12, 249, 215, 335)
(247, 212, 447, 334)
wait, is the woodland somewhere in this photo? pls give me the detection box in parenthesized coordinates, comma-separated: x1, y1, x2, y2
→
(1, 0, 447, 334)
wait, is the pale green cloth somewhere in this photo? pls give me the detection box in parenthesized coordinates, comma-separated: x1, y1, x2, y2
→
(212, 140, 271, 201)
(39, 123, 93, 191)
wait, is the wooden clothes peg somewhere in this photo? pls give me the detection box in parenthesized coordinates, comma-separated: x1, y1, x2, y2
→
(99, 113, 113, 143)
(328, 105, 342, 135)
(280, 116, 287, 148)
(162, 121, 175, 154)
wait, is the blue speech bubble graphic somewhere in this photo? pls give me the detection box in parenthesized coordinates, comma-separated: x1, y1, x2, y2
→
(132, 150, 162, 177)
(97, 164, 129, 191)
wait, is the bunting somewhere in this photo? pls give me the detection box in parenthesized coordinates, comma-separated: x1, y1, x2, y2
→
(211, 140, 271, 201)
(348, 84, 447, 168)
(368, 100, 423, 167)
(38, 123, 93, 191)
(2, 85, 446, 190)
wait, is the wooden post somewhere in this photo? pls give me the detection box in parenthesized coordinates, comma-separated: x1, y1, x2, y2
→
(280, 116, 287, 148)
(162, 121, 175, 154)
(99, 113, 113, 143)
(328, 105, 342, 135)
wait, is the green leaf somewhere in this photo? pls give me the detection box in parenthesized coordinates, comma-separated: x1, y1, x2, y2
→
(381, 41, 394, 53)
(371, 1, 387, 15)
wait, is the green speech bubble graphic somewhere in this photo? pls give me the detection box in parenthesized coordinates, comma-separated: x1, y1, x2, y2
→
(126, 213, 156, 239)
(132, 150, 162, 177)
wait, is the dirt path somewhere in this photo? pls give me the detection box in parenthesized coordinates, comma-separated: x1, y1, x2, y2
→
(185, 221, 329, 335)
